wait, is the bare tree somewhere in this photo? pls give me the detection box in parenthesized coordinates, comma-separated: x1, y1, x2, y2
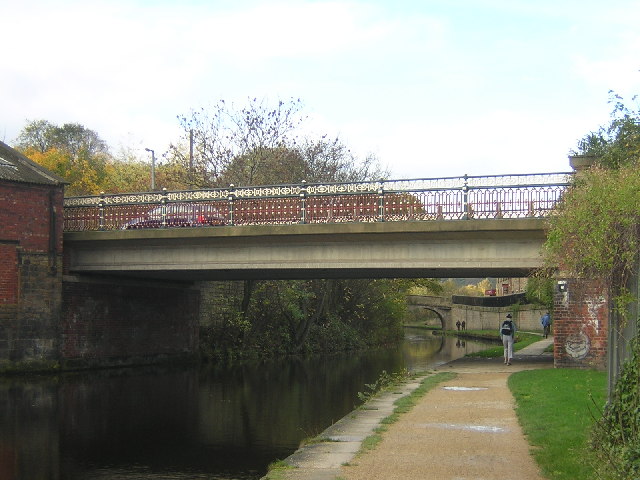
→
(168, 98, 305, 187)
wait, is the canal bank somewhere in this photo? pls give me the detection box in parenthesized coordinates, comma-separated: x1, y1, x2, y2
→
(264, 337, 554, 480)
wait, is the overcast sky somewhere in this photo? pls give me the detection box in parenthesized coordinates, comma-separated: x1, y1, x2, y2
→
(2, 0, 639, 179)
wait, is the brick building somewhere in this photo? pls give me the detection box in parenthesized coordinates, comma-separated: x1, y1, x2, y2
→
(0, 141, 66, 366)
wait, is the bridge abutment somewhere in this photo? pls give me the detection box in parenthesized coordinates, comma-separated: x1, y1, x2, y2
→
(60, 276, 200, 369)
(553, 277, 608, 370)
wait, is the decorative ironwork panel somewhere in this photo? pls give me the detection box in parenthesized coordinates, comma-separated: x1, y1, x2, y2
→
(233, 185, 302, 199)
(306, 182, 380, 195)
(64, 196, 100, 208)
(102, 204, 151, 230)
(232, 197, 301, 225)
(467, 184, 567, 219)
(63, 207, 101, 231)
(102, 192, 164, 205)
(166, 189, 230, 201)
(62, 173, 572, 231)
(306, 194, 379, 223)
(383, 190, 465, 221)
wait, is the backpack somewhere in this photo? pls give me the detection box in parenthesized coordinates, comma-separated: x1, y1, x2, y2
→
(501, 320, 513, 336)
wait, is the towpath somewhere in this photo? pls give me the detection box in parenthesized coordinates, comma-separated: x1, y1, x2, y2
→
(264, 336, 554, 480)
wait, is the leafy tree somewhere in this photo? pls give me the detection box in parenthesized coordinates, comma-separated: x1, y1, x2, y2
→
(233, 278, 409, 356)
(15, 120, 112, 195)
(544, 93, 640, 480)
(104, 145, 152, 193)
(546, 141, 640, 307)
(15, 120, 109, 160)
(23, 146, 107, 196)
(15, 120, 187, 195)
(476, 278, 492, 295)
(572, 91, 640, 169)
(546, 92, 640, 301)
(14, 119, 54, 153)
(525, 276, 554, 310)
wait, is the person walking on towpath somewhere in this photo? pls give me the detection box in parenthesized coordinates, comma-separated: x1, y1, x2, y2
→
(500, 313, 516, 365)
(540, 312, 551, 338)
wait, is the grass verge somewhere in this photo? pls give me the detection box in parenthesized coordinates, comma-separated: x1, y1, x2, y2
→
(263, 459, 295, 479)
(465, 331, 542, 358)
(508, 368, 607, 480)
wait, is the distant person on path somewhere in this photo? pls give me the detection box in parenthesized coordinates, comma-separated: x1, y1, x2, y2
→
(500, 313, 516, 365)
(541, 312, 551, 338)
(456, 320, 461, 331)
(461, 320, 466, 331)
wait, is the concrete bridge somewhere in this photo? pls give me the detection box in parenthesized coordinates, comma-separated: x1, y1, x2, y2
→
(63, 173, 570, 281)
(56, 171, 613, 374)
(64, 218, 548, 281)
(59, 174, 559, 369)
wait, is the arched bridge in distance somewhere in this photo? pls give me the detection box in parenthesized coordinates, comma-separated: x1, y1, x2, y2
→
(62, 172, 572, 282)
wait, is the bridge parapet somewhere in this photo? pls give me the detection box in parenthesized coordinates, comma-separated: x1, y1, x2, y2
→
(407, 295, 453, 309)
(63, 172, 572, 232)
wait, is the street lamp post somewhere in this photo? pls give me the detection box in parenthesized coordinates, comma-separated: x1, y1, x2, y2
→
(145, 148, 156, 191)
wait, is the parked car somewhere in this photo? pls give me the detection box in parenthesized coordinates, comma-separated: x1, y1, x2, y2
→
(122, 203, 225, 229)
(484, 289, 497, 296)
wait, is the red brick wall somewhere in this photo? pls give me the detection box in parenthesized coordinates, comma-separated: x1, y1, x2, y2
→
(554, 278, 608, 369)
(0, 182, 64, 253)
(0, 181, 64, 363)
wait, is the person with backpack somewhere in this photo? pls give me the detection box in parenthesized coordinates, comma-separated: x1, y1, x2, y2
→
(540, 312, 551, 338)
(500, 313, 516, 365)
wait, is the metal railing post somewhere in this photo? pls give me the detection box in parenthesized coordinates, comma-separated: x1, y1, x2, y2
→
(462, 174, 469, 220)
(300, 180, 307, 224)
(98, 192, 105, 230)
(228, 184, 235, 226)
(160, 188, 168, 227)
(377, 180, 385, 221)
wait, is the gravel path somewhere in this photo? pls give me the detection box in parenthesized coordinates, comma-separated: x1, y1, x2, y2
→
(266, 337, 554, 480)
(340, 370, 545, 480)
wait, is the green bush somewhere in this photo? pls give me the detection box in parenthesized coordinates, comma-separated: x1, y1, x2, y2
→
(525, 276, 554, 310)
(591, 335, 640, 479)
(200, 278, 408, 361)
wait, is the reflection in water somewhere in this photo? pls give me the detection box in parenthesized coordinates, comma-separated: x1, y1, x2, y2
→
(0, 331, 490, 479)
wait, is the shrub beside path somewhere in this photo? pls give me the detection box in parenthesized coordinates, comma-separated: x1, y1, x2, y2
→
(264, 337, 554, 480)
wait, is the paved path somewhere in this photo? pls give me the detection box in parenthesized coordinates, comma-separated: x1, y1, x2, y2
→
(262, 337, 554, 480)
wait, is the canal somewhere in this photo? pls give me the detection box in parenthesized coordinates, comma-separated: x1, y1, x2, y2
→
(0, 330, 492, 479)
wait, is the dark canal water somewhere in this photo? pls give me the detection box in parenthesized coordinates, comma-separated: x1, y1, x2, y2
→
(0, 330, 491, 480)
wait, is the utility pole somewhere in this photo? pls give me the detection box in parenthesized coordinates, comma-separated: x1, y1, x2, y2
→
(189, 129, 194, 189)
(145, 148, 156, 191)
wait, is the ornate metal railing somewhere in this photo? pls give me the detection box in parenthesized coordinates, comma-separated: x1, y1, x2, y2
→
(63, 172, 573, 231)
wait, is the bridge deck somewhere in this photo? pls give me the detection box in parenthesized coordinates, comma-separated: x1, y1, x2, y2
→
(64, 218, 547, 281)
